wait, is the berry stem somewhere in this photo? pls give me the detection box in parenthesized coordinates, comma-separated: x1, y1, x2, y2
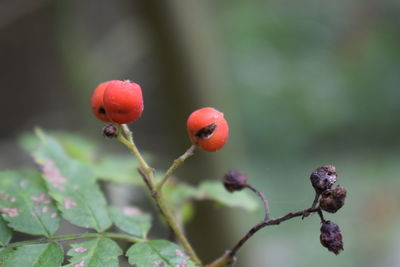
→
(206, 206, 321, 267)
(311, 192, 321, 209)
(302, 192, 321, 219)
(5, 232, 145, 249)
(116, 125, 202, 265)
(245, 184, 270, 221)
(157, 144, 197, 190)
(317, 209, 326, 223)
(119, 124, 153, 174)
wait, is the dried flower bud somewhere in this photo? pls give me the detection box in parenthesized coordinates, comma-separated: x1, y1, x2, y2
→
(223, 170, 248, 192)
(319, 186, 347, 213)
(102, 124, 118, 138)
(320, 221, 343, 255)
(310, 165, 337, 194)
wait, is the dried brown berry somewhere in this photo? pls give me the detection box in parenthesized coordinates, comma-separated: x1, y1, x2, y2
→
(223, 170, 248, 192)
(310, 165, 337, 194)
(102, 124, 118, 138)
(319, 186, 347, 213)
(320, 221, 343, 255)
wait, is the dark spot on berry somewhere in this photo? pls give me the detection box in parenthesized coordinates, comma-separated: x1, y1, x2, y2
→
(98, 107, 106, 114)
(195, 123, 217, 139)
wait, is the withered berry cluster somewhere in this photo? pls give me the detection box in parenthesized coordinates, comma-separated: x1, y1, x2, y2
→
(219, 165, 346, 263)
(310, 165, 346, 255)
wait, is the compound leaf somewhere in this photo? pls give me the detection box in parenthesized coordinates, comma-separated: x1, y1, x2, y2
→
(0, 216, 12, 246)
(0, 170, 60, 237)
(30, 129, 111, 232)
(64, 238, 122, 267)
(93, 155, 142, 185)
(126, 240, 197, 267)
(196, 181, 259, 211)
(4, 243, 63, 267)
(109, 205, 151, 239)
(164, 181, 259, 213)
(0, 248, 13, 265)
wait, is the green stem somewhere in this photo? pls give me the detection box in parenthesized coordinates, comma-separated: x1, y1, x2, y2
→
(118, 125, 153, 175)
(117, 124, 202, 265)
(6, 232, 145, 249)
(157, 144, 197, 190)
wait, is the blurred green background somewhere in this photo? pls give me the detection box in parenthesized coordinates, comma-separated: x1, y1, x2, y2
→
(1, 0, 399, 266)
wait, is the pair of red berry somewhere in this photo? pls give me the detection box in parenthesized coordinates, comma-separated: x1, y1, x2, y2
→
(91, 80, 229, 152)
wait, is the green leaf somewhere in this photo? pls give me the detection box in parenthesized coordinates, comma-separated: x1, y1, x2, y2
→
(93, 155, 142, 185)
(64, 238, 122, 267)
(164, 181, 259, 212)
(0, 248, 13, 265)
(163, 184, 197, 223)
(4, 243, 63, 267)
(19, 132, 41, 155)
(181, 202, 195, 223)
(109, 205, 151, 239)
(196, 181, 259, 211)
(166, 184, 198, 207)
(0, 216, 11, 246)
(19, 131, 97, 165)
(20, 130, 147, 185)
(30, 129, 112, 232)
(54, 133, 97, 164)
(0, 170, 60, 237)
(126, 240, 197, 267)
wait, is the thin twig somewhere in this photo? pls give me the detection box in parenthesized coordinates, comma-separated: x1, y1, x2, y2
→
(245, 184, 270, 221)
(317, 209, 326, 223)
(137, 167, 157, 197)
(157, 144, 197, 190)
(116, 124, 202, 265)
(311, 192, 321, 209)
(229, 207, 320, 257)
(116, 132, 152, 176)
(302, 192, 321, 219)
(206, 207, 320, 267)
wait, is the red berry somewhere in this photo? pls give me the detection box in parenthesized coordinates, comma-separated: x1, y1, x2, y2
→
(187, 107, 229, 152)
(103, 80, 144, 124)
(91, 81, 112, 122)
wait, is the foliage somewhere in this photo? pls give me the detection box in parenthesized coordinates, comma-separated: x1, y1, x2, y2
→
(64, 238, 122, 267)
(0, 130, 258, 266)
(4, 243, 64, 267)
(127, 240, 197, 267)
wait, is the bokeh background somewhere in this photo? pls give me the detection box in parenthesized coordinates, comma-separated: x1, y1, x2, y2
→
(1, 0, 400, 266)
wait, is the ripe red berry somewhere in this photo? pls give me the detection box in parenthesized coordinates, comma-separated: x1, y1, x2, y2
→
(91, 81, 112, 122)
(103, 80, 144, 124)
(187, 107, 229, 152)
